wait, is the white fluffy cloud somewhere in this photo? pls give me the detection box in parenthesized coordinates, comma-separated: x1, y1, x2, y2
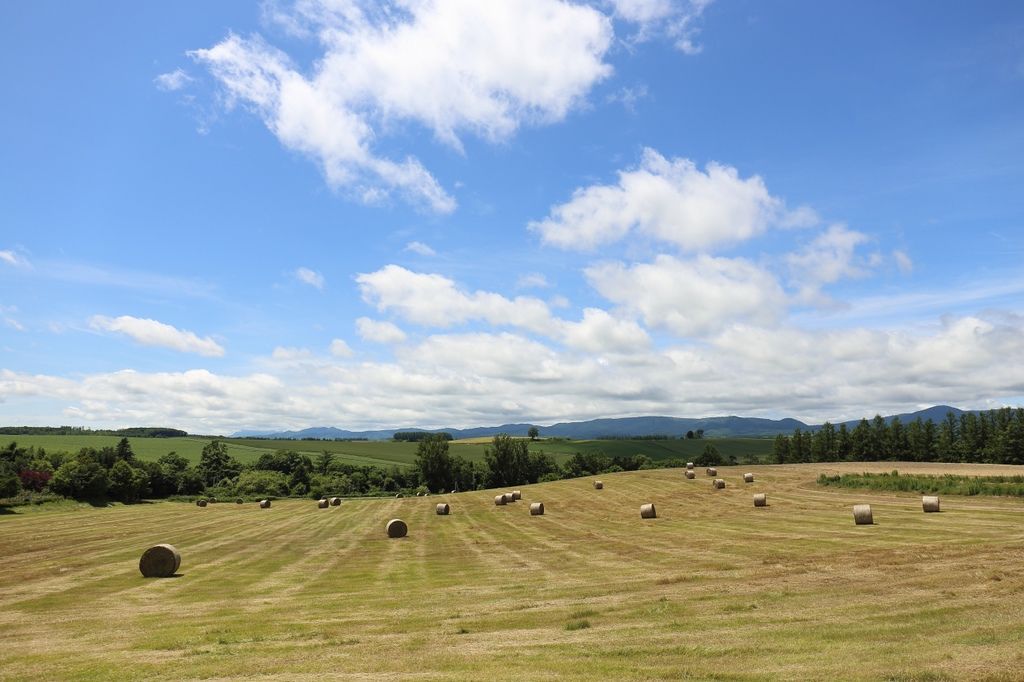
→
(356, 317, 407, 344)
(329, 338, 354, 357)
(786, 224, 872, 304)
(4, 311, 1023, 432)
(89, 315, 225, 357)
(530, 148, 816, 251)
(295, 266, 325, 289)
(586, 254, 786, 336)
(192, 0, 613, 212)
(357, 264, 555, 334)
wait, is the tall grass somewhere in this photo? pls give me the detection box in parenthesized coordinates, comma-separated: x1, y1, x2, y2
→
(817, 470, 1024, 497)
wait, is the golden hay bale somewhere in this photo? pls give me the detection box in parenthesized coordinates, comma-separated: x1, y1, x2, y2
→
(713, 478, 726, 489)
(196, 499, 207, 507)
(330, 497, 341, 506)
(686, 462, 694, 470)
(139, 544, 181, 578)
(259, 499, 271, 509)
(922, 495, 940, 513)
(685, 470, 696, 479)
(640, 503, 657, 519)
(706, 467, 717, 477)
(318, 499, 329, 508)
(853, 504, 873, 525)
(436, 503, 450, 515)
(386, 518, 408, 538)
(743, 473, 754, 483)
(594, 480, 604, 490)
(753, 493, 767, 507)
(502, 492, 515, 503)
(494, 494, 507, 506)
(530, 502, 544, 515)
(512, 490, 522, 500)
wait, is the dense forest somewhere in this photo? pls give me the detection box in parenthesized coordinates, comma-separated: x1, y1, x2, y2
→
(772, 408, 1024, 465)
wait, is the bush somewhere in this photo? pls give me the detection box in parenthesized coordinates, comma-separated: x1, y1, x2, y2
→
(49, 460, 108, 500)
(234, 470, 290, 497)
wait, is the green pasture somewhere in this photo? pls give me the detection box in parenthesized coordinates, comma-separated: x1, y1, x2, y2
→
(2, 434, 774, 470)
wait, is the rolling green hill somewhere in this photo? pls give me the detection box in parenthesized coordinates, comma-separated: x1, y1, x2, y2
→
(2, 434, 774, 469)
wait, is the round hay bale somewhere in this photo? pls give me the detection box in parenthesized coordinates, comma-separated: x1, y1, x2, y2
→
(640, 503, 657, 519)
(922, 495, 940, 513)
(259, 499, 271, 509)
(317, 499, 329, 509)
(753, 493, 767, 507)
(235, 498, 244, 504)
(594, 480, 604, 490)
(395, 493, 403, 498)
(706, 467, 717, 477)
(686, 462, 694, 470)
(330, 497, 341, 506)
(139, 544, 181, 578)
(494, 494, 507, 506)
(853, 504, 873, 525)
(512, 490, 522, 501)
(713, 478, 726, 489)
(196, 499, 207, 507)
(386, 518, 408, 538)
(436, 503, 450, 515)
(450, 489, 457, 494)
(685, 470, 696, 479)
(743, 473, 754, 483)
(530, 502, 545, 515)
(501, 492, 514, 503)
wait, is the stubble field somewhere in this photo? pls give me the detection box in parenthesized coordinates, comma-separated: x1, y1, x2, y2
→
(2, 462, 1023, 681)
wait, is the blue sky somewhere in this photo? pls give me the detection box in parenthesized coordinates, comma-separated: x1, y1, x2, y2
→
(2, 0, 1023, 434)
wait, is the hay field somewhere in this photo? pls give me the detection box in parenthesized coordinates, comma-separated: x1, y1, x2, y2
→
(2, 462, 1024, 681)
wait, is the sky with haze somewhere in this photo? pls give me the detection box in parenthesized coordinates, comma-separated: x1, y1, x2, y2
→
(2, 0, 1023, 434)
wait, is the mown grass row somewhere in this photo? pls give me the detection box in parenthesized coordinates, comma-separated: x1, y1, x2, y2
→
(818, 470, 1024, 497)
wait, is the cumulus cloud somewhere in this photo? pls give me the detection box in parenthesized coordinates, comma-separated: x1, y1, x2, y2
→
(786, 224, 873, 304)
(586, 254, 786, 336)
(610, 0, 714, 54)
(89, 315, 225, 357)
(404, 241, 437, 256)
(192, 0, 613, 212)
(530, 148, 816, 251)
(0, 250, 31, 268)
(357, 264, 554, 334)
(329, 338, 354, 357)
(4, 311, 1023, 432)
(295, 266, 325, 289)
(154, 68, 193, 91)
(356, 317, 407, 344)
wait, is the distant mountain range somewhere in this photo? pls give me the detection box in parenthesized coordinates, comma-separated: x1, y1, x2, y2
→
(231, 405, 970, 440)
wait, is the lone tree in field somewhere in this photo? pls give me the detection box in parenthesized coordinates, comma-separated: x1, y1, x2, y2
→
(528, 426, 539, 441)
(198, 440, 240, 487)
(414, 434, 453, 493)
(485, 434, 530, 487)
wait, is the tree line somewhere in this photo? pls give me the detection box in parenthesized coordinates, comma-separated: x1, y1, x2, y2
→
(0, 434, 732, 504)
(772, 408, 1024, 465)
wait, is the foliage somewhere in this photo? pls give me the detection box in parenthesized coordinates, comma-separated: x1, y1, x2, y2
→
(414, 434, 454, 493)
(817, 471, 1024, 497)
(528, 426, 540, 440)
(234, 470, 291, 497)
(198, 440, 242, 487)
(394, 431, 453, 442)
(773, 408, 1024, 465)
(49, 459, 108, 500)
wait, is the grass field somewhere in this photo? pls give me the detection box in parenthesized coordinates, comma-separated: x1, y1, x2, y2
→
(4, 434, 774, 469)
(2, 462, 1024, 680)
